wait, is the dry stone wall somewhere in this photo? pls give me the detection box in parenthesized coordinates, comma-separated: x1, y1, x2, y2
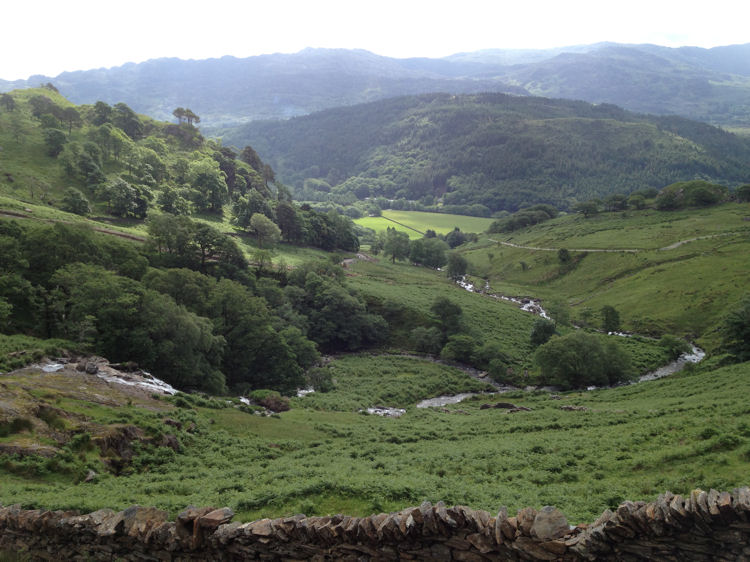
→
(1, 487, 749, 560)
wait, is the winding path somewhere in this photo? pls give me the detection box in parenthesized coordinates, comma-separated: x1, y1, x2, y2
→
(0, 210, 147, 242)
(489, 231, 738, 253)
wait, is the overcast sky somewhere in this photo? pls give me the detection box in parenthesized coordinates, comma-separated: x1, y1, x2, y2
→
(2, 0, 748, 80)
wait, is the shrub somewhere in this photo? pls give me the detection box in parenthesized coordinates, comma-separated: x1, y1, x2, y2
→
(530, 318, 556, 347)
(535, 332, 632, 389)
(249, 390, 290, 412)
(658, 335, 692, 360)
(61, 187, 91, 215)
(410, 326, 443, 355)
(439, 334, 476, 363)
(307, 368, 334, 393)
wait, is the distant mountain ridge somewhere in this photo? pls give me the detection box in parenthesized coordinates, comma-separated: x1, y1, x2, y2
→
(2, 43, 750, 129)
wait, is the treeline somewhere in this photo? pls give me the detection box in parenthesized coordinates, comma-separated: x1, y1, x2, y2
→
(0, 89, 358, 253)
(0, 219, 374, 395)
(364, 226, 473, 275)
(0, 218, 522, 394)
(567, 181, 750, 218)
(235, 93, 750, 212)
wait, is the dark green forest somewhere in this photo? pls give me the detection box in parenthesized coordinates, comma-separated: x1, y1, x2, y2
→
(229, 93, 750, 213)
(0, 218, 389, 395)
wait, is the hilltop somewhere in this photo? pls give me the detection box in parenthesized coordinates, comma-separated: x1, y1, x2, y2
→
(3, 44, 750, 130)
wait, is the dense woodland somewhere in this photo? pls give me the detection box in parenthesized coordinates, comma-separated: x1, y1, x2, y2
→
(0, 89, 387, 394)
(0, 88, 360, 250)
(234, 93, 750, 213)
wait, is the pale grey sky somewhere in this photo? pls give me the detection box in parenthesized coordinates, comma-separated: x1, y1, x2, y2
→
(2, 0, 748, 80)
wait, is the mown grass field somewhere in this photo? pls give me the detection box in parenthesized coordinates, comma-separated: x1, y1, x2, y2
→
(355, 210, 494, 239)
(2, 353, 748, 525)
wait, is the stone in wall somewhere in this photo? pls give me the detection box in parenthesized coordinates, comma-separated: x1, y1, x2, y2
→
(0, 487, 748, 560)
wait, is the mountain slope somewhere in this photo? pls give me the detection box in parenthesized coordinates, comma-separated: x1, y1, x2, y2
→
(504, 44, 750, 127)
(4, 43, 750, 129)
(0, 50, 522, 128)
(227, 93, 750, 212)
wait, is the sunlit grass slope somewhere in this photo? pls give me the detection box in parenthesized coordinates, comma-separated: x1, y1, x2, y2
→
(355, 210, 494, 239)
(3, 354, 748, 525)
(459, 204, 750, 349)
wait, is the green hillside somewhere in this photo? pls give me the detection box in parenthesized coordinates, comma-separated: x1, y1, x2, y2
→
(456, 203, 750, 351)
(2, 347, 748, 524)
(1, 83, 750, 534)
(229, 93, 750, 212)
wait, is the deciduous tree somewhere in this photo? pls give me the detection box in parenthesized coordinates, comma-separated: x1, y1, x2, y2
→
(383, 227, 410, 263)
(249, 213, 281, 248)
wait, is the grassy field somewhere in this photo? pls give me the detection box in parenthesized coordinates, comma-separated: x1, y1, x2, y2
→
(2, 352, 748, 524)
(458, 204, 750, 350)
(345, 257, 670, 377)
(355, 210, 495, 239)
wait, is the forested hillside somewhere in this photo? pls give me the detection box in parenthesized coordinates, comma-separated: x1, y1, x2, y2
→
(0, 88, 389, 395)
(229, 93, 750, 212)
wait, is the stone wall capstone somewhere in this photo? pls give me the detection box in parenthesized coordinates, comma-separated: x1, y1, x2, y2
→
(1, 487, 748, 560)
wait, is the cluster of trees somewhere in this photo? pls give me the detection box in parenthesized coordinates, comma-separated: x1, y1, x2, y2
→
(1, 90, 360, 254)
(488, 204, 558, 233)
(0, 219, 382, 395)
(534, 332, 632, 389)
(572, 180, 750, 218)
(654, 180, 730, 210)
(367, 227, 470, 278)
(406, 296, 511, 381)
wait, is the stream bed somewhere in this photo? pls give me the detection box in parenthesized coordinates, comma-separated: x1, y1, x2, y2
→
(415, 278, 707, 408)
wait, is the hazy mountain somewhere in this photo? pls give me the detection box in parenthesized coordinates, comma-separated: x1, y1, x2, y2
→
(0, 49, 522, 128)
(2, 43, 750, 130)
(229, 93, 750, 212)
(501, 44, 750, 128)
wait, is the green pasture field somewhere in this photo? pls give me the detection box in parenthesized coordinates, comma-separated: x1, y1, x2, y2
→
(355, 210, 494, 238)
(2, 353, 748, 525)
(491, 205, 750, 251)
(459, 204, 750, 349)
